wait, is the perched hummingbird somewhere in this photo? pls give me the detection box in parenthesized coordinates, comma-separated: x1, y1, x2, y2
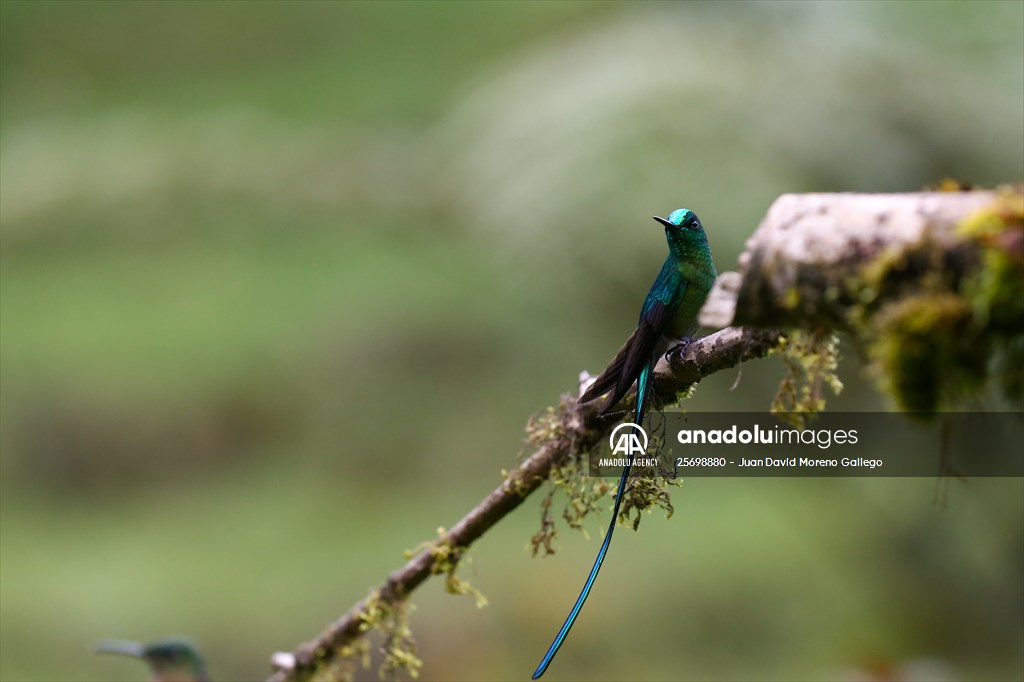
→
(96, 638, 210, 682)
(532, 208, 717, 679)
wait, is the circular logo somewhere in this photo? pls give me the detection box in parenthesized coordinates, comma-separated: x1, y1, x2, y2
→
(609, 422, 649, 455)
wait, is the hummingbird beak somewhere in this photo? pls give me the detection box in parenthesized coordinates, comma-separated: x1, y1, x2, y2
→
(95, 640, 146, 658)
(652, 216, 673, 228)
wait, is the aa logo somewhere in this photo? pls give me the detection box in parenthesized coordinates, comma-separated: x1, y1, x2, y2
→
(609, 422, 648, 457)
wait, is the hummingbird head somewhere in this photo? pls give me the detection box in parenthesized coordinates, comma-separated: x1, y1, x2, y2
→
(652, 208, 709, 258)
(96, 638, 209, 682)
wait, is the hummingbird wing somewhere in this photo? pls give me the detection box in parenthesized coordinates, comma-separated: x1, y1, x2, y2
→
(579, 271, 683, 415)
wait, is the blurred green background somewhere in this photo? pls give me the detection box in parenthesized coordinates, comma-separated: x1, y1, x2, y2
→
(2, 2, 1022, 681)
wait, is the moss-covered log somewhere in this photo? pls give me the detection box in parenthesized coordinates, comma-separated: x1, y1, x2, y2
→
(700, 187, 1024, 411)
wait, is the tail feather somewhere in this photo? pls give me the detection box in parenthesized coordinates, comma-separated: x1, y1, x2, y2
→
(577, 331, 636, 411)
(579, 309, 664, 416)
(532, 359, 654, 679)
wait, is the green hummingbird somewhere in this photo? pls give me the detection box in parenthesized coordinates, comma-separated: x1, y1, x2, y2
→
(96, 638, 210, 682)
(532, 208, 717, 679)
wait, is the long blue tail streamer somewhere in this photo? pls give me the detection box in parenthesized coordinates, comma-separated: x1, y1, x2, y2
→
(531, 363, 653, 679)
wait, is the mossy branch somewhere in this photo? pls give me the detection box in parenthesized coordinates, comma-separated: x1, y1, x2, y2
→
(700, 189, 1013, 329)
(701, 187, 1023, 411)
(269, 186, 1022, 681)
(266, 325, 782, 682)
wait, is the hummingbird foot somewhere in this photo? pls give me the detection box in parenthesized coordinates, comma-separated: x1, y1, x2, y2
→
(667, 337, 695, 365)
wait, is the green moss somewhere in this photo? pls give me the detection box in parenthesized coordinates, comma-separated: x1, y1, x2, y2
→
(619, 465, 677, 531)
(853, 186, 1024, 414)
(997, 335, 1024, 401)
(376, 599, 422, 680)
(527, 396, 676, 558)
(771, 329, 844, 424)
(869, 293, 985, 413)
(858, 246, 910, 308)
(526, 398, 606, 557)
(529, 443, 611, 555)
(313, 526, 487, 680)
(307, 555, 436, 680)
(427, 529, 489, 609)
(351, 590, 423, 681)
(307, 590, 424, 682)
(782, 286, 800, 310)
(929, 177, 976, 192)
(958, 188, 1024, 332)
(524, 402, 570, 449)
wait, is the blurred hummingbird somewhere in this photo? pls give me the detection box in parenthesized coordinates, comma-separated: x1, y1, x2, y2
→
(532, 208, 717, 679)
(96, 638, 210, 682)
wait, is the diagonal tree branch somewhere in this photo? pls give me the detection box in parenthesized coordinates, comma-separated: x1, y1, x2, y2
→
(267, 325, 783, 682)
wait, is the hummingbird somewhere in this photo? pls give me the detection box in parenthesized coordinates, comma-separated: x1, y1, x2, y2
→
(532, 208, 717, 679)
(96, 638, 210, 682)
